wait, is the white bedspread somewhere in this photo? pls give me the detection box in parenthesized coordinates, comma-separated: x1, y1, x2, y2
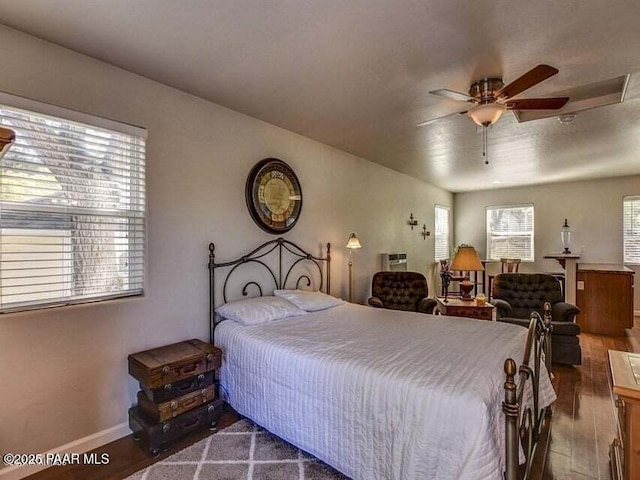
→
(216, 303, 556, 480)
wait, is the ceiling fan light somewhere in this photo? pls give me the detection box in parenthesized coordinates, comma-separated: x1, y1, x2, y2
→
(467, 103, 507, 126)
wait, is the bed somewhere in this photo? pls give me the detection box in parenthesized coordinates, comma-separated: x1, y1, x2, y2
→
(207, 238, 555, 480)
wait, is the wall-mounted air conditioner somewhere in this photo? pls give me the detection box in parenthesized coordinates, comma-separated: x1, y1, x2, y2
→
(381, 252, 408, 272)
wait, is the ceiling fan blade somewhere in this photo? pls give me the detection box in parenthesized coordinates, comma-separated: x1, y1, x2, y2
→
(416, 110, 468, 127)
(429, 89, 477, 103)
(505, 97, 570, 110)
(496, 65, 559, 100)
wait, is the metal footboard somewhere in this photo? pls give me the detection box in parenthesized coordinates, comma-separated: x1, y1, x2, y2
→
(503, 302, 553, 480)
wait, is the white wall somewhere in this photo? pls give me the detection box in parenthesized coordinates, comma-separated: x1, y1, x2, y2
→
(0, 25, 451, 470)
(454, 176, 640, 310)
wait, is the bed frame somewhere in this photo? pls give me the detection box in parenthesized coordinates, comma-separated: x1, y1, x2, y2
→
(207, 237, 552, 480)
(208, 238, 331, 344)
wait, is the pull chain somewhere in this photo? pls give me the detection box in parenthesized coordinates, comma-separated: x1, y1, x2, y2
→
(483, 125, 489, 165)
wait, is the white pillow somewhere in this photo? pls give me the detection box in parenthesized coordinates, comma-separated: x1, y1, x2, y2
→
(273, 289, 345, 312)
(215, 296, 307, 326)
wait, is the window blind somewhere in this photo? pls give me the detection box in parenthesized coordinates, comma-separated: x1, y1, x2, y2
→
(434, 205, 450, 261)
(624, 196, 640, 264)
(0, 100, 146, 312)
(486, 204, 534, 261)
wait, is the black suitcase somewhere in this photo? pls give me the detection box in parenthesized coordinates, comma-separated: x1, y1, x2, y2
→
(137, 385, 217, 422)
(140, 371, 216, 403)
(129, 399, 224, 456)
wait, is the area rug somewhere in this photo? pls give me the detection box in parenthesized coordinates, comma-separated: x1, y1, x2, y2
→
(125, 418, 349, 480)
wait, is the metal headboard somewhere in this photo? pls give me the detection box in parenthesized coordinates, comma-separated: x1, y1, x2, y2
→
(207, 238, 331, 344)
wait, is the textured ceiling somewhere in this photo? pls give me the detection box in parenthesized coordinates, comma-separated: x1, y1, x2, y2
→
(0, 0, 639, 192)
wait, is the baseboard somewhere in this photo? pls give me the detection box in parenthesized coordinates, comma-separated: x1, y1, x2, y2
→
(0, 422, 129, 480)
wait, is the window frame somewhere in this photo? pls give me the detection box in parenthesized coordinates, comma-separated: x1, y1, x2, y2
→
(623, 195, 640, 265)
(485, 203, 535, 262)
(0, 92, 147, 313)
(434, 204, 451, 261)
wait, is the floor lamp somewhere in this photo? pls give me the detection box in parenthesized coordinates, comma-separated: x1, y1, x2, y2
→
(346, 233, 362, 302)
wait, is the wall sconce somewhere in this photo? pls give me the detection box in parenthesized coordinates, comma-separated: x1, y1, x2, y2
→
(421, 224, 430, 240)
(408, 213, 418, 230)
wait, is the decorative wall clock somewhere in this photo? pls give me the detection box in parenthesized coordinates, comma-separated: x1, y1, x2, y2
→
(245, 158, 302, 234)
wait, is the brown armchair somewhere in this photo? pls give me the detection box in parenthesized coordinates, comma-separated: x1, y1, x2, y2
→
(367, 271, 437, 314)
(492, 273, 581, 365)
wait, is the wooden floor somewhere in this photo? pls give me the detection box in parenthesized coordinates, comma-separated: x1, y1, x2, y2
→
(543, 332, 633, 480)
(24, 408, 242, 480)
(24, 331, 637, 480)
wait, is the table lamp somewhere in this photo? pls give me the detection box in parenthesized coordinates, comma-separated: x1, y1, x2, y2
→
(450, 245, 484, 300)
(346, 233, 362, 302)
(561, 218, 572, 254)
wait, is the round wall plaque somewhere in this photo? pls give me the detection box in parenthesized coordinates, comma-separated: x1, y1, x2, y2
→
(245, 158, 302, 234)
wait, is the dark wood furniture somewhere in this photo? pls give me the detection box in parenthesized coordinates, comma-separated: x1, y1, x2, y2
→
(608, 349, 640, 480)
(128, 339, 223, 455)
(435, 296, 496, 321)
(576, 264, 634, 337)
(478, 259, 495, 296)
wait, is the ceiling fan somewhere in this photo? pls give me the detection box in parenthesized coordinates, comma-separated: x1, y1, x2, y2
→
(418, 65, 570, 164)
(419, 64, 569, 127)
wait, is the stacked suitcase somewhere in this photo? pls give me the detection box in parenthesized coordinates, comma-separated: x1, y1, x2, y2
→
(128, 339, 224, 456)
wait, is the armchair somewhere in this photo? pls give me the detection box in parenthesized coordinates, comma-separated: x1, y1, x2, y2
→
(368, 271, 437, 314)
(492, 273, 581, 365)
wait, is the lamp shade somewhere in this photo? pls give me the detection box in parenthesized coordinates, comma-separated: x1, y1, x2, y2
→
(0, 126, 15, 159)
(451, 245, 484, 272)
(467, 103, 507, 126)
(346, 233, 362, 249)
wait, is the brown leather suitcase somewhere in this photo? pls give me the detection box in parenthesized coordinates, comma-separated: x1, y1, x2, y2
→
(129, 399, 224, 456)
(137, 385, 216, 422)
(128, 339, 222, 389)
(140, 371, 215, 403)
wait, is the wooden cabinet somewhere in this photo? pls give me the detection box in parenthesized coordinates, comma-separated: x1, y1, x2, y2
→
(576, 264, 634, 336)
(609, 350, 640, 480)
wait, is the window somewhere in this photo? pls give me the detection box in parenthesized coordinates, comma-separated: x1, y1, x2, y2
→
(624, 196, 640, 264)
(0, 94, 146, 312)
(434, 205, 450, 261)
(486, 204, 534, 261)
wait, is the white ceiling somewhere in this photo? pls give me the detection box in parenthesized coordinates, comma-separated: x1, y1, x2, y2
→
(1, 0, 640, 192)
